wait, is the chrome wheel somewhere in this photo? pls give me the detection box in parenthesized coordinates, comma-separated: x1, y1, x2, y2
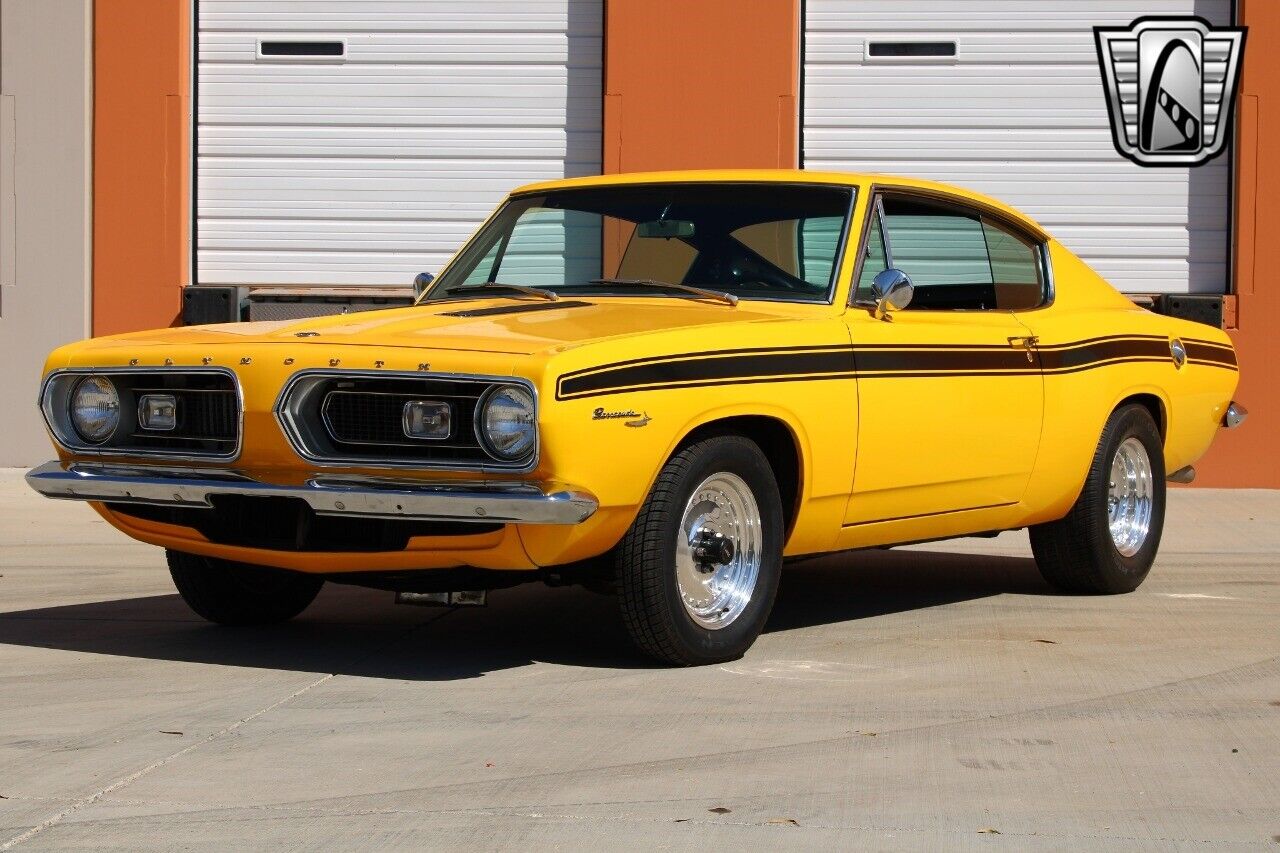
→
(1107, 436, 1154, 557)
(674, 472, 762, 630)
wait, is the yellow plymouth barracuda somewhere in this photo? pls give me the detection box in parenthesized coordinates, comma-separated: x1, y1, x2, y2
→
(27, 170, 1244, 665)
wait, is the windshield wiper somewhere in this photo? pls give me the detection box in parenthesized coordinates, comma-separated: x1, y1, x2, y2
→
(443, 282, 559, 302)
(588, 278, 738, 307)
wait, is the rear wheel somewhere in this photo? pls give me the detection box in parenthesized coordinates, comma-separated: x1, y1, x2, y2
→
(167, 549, 323, 625)
(1030, 404, 1166, 594)
(615, 435, 784, 666)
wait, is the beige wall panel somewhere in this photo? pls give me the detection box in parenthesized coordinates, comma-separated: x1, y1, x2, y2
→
(0, 0, 92, 465)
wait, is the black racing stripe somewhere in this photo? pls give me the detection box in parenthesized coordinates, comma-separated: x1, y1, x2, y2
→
(852, 334, 1165, 352)
(853, 348, 1028, 373)
(557, 350, 856, 399)
(1187, 358, 1240, 371)
(557, 344, 851, 383)
(1184, 340, 1238, 367)
(1039, 337, 1170, 370)
(1044, 355, 1171, 374)
(840, 337, 1169, 376)
(1038, 334, 1167, 350)
(562, 372, 860, 397)
(553, 335, 1220, 400)
(860, 356, 1169, 380)
(558, 335, 1164, 388)
(1182, 336, 1234, 351)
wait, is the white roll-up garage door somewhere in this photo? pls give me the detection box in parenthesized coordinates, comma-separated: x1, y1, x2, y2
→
(803, 1, 1231, 294)
(195, 0, 602, 286)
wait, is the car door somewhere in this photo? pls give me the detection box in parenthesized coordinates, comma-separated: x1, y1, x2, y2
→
(843, 191, 1046, 527)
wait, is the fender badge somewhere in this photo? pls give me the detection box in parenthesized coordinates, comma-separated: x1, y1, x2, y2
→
(295, 331, 320, 338)
(593, 407, 651, 427)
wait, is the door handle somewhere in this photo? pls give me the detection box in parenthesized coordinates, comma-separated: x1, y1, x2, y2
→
(1007, 336, 1039, 362)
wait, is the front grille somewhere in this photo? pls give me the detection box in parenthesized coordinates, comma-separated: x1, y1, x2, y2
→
(321, 389, 483, 460)
(278, 371, 534, 470)
(128, 385, 238, 452)
(41, 368, 241, 460)
(108, 497, 501, 552)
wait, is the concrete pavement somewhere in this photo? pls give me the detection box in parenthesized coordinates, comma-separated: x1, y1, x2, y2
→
(0, 469, 1277, 850)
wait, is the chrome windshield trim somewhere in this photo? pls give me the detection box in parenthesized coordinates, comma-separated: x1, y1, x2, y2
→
(25, 461, 596, 525)
(274, 369, 539, 473)
(37, 367, 244, 463)
(422, 181, 858, 308)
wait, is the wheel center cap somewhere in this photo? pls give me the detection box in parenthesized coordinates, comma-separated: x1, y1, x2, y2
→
(691, 527, 735, 572)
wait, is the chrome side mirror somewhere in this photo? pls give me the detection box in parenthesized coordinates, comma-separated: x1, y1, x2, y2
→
(870, 268, 914, 319)
(413, 272, 435, 299)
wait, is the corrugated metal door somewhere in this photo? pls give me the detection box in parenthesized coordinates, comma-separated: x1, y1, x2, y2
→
(196, 0, 602, 286)
(803, 1, 1231, 294)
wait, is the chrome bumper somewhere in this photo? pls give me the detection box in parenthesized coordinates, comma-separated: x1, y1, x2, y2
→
(25, 461, 598, 526)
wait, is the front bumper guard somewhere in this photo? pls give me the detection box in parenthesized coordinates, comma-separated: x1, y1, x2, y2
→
(25, 461, 598, 526)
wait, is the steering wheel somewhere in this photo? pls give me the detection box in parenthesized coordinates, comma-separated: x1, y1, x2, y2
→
(686, 239, 815, 293)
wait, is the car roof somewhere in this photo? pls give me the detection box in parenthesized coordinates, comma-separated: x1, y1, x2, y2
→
(513, 169, 1047, 241)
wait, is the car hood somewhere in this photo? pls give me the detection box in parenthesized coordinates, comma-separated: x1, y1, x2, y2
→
(80, 297, 794, 356)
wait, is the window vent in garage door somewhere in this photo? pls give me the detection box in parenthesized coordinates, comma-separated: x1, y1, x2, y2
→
(258, 40, 345, 58)
(866, 41, 956, 60)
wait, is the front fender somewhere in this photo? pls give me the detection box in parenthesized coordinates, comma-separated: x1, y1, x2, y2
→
(519, 375, 858, 566)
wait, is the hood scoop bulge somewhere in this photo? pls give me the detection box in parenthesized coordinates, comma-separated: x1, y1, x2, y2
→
(440, 300, 594, 318)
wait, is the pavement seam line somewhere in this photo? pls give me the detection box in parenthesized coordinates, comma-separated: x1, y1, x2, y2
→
(0, 673, 335, 850)
(0, 606, 456, 848)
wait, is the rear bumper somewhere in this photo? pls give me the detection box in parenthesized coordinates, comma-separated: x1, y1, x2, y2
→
(25, 461, 598, 526)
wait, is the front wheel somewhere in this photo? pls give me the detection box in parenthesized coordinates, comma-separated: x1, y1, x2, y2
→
(167, 550, 323, 625)
(615, 435, 784, 666)
(1030, 404, 1166, 594)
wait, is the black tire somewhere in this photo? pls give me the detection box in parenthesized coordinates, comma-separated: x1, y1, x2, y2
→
(615, 435, 784, 666)
(167, 549, 323, 625)
(1030, 404, 1166, 594)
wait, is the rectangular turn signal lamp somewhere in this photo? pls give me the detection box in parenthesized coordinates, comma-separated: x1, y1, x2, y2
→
(138, 394, 177, 431)
(401, 400, 451, 440)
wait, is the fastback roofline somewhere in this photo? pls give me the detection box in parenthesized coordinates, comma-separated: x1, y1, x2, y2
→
(511, 169, 1044, 243)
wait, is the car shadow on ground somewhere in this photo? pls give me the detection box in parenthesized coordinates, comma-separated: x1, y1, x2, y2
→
(0, 548, 1052, 681)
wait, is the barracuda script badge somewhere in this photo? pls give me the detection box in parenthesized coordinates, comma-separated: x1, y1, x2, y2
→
(592, 407, 651, 428)
(1094, 17, 1245, 167)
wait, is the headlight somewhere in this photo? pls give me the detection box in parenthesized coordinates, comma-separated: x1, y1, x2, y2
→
(69, 375, 121, 444)
(477, 385, 536, 461)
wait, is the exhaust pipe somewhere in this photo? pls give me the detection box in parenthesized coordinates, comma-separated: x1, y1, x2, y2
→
(395, 590, 487, 607)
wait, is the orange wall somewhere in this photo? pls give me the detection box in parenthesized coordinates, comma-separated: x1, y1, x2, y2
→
(1196, 0, 1278, 486)
(602, 0, 800, 172)
(92, 0, 190, 336)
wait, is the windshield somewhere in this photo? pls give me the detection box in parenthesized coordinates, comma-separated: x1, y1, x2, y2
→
(422, 183, 855, 304)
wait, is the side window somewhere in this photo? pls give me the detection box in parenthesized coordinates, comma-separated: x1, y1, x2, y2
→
(982, 220, 1043, 310)
(873, 196, 1043, 311)
(854, 210, 889, 302)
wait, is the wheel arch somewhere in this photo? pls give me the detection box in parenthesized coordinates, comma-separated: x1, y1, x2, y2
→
(1113, 389, 1169, 443)
(668, 409, 808, 539)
